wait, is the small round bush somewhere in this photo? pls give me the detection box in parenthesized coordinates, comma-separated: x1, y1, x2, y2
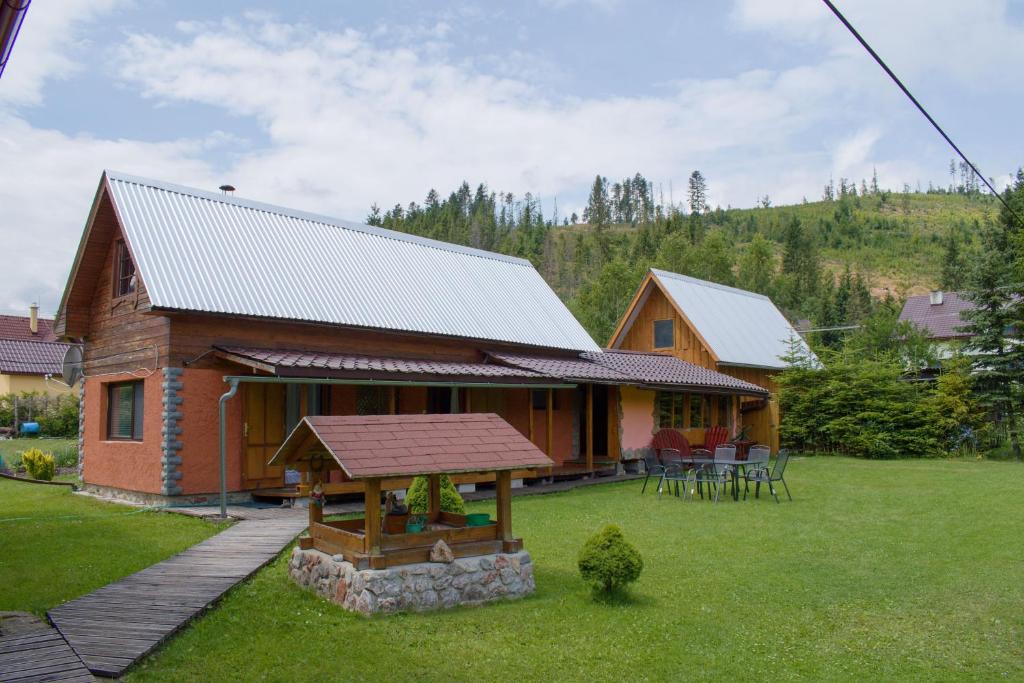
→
(22, 448, 56, 481)
(405, 474, 466, 514)
(578, 524, 643, 593)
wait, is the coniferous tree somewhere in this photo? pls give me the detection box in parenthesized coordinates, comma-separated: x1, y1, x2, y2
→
(961, 224, 1021, 459)
(940, 228, 969, 291)
(737, 233, 774, 295)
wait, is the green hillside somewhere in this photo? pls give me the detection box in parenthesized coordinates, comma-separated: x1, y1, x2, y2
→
(368, 176, 999, 343)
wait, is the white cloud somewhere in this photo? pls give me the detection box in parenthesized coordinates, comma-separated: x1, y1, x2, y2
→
(2, 2, 1021, 314)
(0, 0, 126, 107)
(0, 113, 219, 314)
(732, 0, 1024, 89)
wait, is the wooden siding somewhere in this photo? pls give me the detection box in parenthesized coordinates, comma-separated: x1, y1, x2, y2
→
(617, 285, 717, 367)
(168, 312, 580, 369)
(79, 202, 170, 375)
(613, 278, 782, 451)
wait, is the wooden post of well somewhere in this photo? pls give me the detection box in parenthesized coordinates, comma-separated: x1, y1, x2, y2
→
(309, 481, 323, 528)
(496, 470, 513, 548)
(427, 473, 441, 523)
(388, 387, 396, 414)
(545, 388, 553, 458)
(586, 384, 594, 471)
(364, 478, 382, 558)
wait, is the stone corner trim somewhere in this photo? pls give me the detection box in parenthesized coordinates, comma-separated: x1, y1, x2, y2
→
(161, 367, 185, 496)
(289, 547, 535, 615)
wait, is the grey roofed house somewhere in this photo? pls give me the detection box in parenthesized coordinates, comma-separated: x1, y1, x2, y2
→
(612, 269, 817, 370)
(73, 171, 601, 353)
(898, 291, 976, 341)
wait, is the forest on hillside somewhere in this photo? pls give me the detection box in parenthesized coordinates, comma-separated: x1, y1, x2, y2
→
(368, 167, 1024, 460)
(365, 164, 997, 345)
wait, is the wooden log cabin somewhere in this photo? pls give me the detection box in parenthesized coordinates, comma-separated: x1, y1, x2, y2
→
(55, 172, 769, 504)
(607, 269, 817, 455)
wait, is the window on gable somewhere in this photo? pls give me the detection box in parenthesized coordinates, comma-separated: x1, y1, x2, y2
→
(107, 381, 144, 440)
(653, 319, 674, 349)
(114, 240, 137, 297)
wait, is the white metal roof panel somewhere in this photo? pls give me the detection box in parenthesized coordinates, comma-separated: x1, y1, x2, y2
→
(103, 172, 599, 352)
(649, 269, 816, 369)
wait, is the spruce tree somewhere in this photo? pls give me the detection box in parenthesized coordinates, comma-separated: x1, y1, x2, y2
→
(961, 224, 1021, 459)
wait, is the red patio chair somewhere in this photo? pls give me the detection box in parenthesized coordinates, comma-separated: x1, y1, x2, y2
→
(650, 428, 691, 459)
(702, 425, 729, 453)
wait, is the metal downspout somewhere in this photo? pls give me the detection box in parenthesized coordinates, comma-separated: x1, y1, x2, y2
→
(218, 378, 240, 518)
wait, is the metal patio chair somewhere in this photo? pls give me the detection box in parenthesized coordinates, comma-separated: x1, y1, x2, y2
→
(641, 448, 680, 494)
(743, 449, 793, 503)
(741, 445, 771, 495)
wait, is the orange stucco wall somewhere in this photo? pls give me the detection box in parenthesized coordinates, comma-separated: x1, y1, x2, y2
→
(84, 371, 586, 497)
(619, 385, 655, 459)
(82, 372, 164, 494)
(176, 368, 245, 495)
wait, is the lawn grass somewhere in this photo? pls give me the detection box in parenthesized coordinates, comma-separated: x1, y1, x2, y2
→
(123, 458, 1023, 682)
(0, 477, 224, 616)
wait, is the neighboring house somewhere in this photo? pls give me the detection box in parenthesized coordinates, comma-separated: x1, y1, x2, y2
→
(0, 308, 75, 396)
(55, 171, 768, 504)
(898, 290, 976, 360)
(607, 269, 817, 453)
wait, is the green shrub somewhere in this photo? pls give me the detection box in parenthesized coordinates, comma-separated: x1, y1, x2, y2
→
(578, 524, 643, 593)
(22, 448, 56, 481)
(405, 475, 465, 515)
(52, 443, 79, 469)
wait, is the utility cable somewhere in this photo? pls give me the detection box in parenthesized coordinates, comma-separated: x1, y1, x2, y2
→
(821, 0, 1023, 227)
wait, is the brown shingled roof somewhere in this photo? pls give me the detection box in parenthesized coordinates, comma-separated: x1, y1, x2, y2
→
(215, 346, 549, 381)
(489, 349, 768, 396)
(0, 315, 57, 342)
(269, 413, 554, 478)
(898, 292, 975, 340)
(0, 339, 71, 376)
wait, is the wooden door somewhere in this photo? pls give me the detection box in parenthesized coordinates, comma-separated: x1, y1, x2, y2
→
(243, 383, 286, 489)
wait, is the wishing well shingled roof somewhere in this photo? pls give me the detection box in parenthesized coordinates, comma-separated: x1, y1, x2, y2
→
(270, 413, 554, 478)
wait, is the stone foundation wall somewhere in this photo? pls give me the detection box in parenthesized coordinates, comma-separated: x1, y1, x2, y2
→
(79, 483, 257, 507)
(289, 547, 535, 615)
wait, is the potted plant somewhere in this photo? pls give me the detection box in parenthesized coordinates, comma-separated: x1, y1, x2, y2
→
(383, 492, 409, 534)
(405, 514, 426, 534)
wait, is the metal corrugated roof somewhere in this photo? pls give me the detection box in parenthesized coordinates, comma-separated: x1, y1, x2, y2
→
(103, 171, 600, 353)
(648, 269, 816, 370)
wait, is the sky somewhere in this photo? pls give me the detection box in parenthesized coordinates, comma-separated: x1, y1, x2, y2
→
(1, 0, 1023, 316)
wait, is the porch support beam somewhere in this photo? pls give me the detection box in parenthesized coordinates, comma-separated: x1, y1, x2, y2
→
(528, 389, 535, 443)
(545, 388, 553, 457)
(586, 384, 594, 471)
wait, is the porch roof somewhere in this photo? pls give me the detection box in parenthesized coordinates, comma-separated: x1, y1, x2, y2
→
(269, 413, 554, 478)
(215, 345, 552, 383)
(488, 350, 769, 396)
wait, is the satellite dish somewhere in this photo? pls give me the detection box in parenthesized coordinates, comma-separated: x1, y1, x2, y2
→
(62, 345, 84, 386)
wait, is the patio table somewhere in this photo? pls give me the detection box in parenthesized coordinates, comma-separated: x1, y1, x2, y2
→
(682, 456, 767, 501)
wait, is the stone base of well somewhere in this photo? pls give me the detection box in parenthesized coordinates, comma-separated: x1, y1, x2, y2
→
(288, 547, 535, 615)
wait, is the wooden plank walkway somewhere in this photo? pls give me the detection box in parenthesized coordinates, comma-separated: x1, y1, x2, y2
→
(0, 627, 95, 682)
(47, 516, 306, 678)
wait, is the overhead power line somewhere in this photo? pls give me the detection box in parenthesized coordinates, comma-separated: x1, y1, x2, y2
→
(820, 0, 1023, 228)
